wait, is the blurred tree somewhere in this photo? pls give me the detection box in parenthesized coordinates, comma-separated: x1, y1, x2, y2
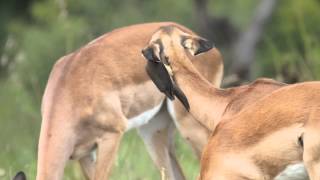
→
(257, 0, 320, 83)
(230, 0, 278, 81)
(193, 0, 238, 47)
(0, 0, 33, 77)
(192, 0, 278, 85)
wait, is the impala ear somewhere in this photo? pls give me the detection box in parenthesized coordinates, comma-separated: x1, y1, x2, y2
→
(142, 46, 160, 62)
(182, 36, 214, 56)
(195, 38, 214, 55)
(13, 171, 26, 180)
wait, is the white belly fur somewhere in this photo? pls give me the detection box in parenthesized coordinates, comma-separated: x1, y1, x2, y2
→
(126, 101, 164, 131)
(275, 163, 307, 180)
(167, 99, 179, 127)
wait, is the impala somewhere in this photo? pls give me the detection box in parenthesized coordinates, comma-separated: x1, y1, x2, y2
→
(31, 22, 224, 180)
(200, 81, 320, 179)
(142, 25, 309, 179)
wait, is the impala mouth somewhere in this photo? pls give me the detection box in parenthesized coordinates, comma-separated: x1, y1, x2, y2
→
(145, 61, 190, 111)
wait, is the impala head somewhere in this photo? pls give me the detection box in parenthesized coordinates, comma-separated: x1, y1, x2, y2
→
(142, 25, 214, 111)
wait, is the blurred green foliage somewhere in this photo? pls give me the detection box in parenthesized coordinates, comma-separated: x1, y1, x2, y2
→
(258, 0, 320, 81)
(0, 0, 319, 179)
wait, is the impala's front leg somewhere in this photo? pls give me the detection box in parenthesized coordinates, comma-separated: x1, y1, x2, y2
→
(36, 115, 76, 180)
(138, 107, 185, 180)
(169, 101, 211, 159)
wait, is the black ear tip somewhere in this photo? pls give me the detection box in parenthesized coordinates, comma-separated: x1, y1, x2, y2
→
(142, 46, 161, 62)
(200, 39, 214, 49)
(194, 39, 214, 55)
(13, 171, 26, 180)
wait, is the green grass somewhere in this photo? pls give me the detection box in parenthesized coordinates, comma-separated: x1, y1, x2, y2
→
(0, 80, 199, 180)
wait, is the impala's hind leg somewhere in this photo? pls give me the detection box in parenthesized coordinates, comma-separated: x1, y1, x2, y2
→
(79, 152, 96, 179)
(36, 117, 76, 180)
(93, 131, 123, 180)
(138, 106, 185, 180)
(303, 122, 320, 180)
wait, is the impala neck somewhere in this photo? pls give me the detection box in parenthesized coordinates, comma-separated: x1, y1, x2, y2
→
(170, 53, 229, 130)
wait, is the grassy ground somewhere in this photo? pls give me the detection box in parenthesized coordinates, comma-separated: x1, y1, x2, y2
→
(0, 80, 199, 180)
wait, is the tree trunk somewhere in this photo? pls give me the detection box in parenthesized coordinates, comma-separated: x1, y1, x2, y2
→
(230, 0, 278, 80)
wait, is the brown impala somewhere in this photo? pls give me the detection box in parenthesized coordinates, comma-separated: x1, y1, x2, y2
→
(142, 25, 309, 180)
(22, 22, 224, 180)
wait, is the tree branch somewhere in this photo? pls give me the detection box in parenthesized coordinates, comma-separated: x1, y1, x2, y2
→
(230, 0, 278, 80)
